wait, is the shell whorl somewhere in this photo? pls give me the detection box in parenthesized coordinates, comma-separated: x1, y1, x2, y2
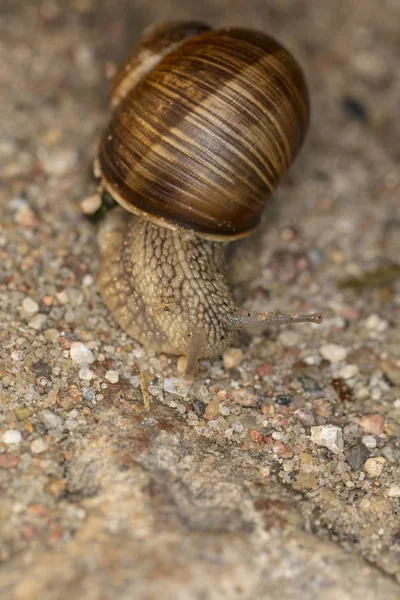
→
(110, 21, 211, 111)
(99, 24, 309, 239)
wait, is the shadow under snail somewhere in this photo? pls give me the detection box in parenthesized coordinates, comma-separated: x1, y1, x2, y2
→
(93, 21, 322, 377)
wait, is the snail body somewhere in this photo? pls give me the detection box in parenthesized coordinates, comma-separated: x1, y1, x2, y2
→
(95, 22, 321, 376)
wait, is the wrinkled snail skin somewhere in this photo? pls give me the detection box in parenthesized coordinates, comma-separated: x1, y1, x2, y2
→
(97, 209, 236, 375)
(95, 22, 321, 376)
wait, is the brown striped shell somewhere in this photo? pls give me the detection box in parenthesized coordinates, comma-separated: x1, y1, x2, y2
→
(98, 23, 309, 239)
(110, 21, 211, 111)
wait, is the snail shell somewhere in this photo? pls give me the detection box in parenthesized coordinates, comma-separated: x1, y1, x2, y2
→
(97, 23, 309, 239)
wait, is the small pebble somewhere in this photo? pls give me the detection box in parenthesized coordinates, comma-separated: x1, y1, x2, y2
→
(275, 394, 293, 406)
(341, 96, 368, 122)
(64, 419, 78, 431)
(355, 387, 369, 401)
(338, 364, 359, 379)
(0, 454, 20, 469)
(364, 456, 386, 477)
(297, 375, 321, 393)
(29, 313, 47, 330)
(15, 407, 32, 421)
(278, 330, 301, 348)
(387, 485, 400, 498)
(70, 342, 95, 365)
(273, 441, 292, 458)
(311, 425, 344, 454)
(231, 388, 257, 407)
(176, 403, 186, 415)
(79, 366, 93, 381)
(293, 471, 318, 490)
(380, 360, 400, 386)
(56, 291, 69, 305)
(22, 297, 39, 316)
(31, 438, 49, 454)
(39, 409, 64, 430)
(223, 347, 243, 370)
(81, 194, 102, 215)
(320, 344, 348, 363)
(15, 204, 38, 228)
(82, 274, 94, 287)
(163, 377, 191, 399)
(204, 399, 220, 420)
(231, 420, 244, 433)
(256, 363, 273, 377)
(294, 409, 315, 426)
(362, 435, 377, 449)
(345, 444, 369, 470)
(192, 399, 205, 416)
(359, 414, 385, 436)
(41, 148, 76, 175)
(105, 370, 119, 384)
(364, 314, 388, 333)
(2, 430, 22, 445)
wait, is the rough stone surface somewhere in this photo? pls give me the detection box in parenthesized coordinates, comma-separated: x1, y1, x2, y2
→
(1, 1, 400, 599)
(311, 425, 344, 454)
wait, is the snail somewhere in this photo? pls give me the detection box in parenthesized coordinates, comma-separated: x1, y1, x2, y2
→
(93, 21, 322, 377)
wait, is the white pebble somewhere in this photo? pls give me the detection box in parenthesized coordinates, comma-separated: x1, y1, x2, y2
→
(105, 370, 119, 384)
(2, 430, 22, 445)
(70, 342, 95, 365)
(362, 435, 377, 449)
(311, 425, 344, 454)
(163, 377, 192, 398)
(371, 387, 382, 401)
(272, 431, 286, 441)
(387, 484, 400, 498)
(31, 438, 49, 454)
(81, 194, 101, 215)
(364, 314, 388, 333)
(39, 409, 64, 430)
(11, 350, 24, 361)
(29, 313, 47, 330)
(355, 387, 369, 401)
(278, 330, 301, 348)
(56, 290, 69, 305)
(22, 297, 39, 316)
(394, 398, 400, 409)
(320, 344, 348, 363)
(41, 148, 77, 176)
(65, 288, 83, 307)
(364, 456, 386, 477)
(231, 420, 244, 433)
(223, 347, 243, 370)
(338, 364, 359, 379)
(79, 367, 93, 381)
(82, 274, 94, 287)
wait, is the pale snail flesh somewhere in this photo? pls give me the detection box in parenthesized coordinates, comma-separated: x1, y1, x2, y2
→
(95, 21, 322, 377)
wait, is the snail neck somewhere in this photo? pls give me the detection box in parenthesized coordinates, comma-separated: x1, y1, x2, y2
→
(98, 212, 237, 372)
(97, 211, 321, 378)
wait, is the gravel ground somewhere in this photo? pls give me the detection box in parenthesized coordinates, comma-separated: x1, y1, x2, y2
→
(1, 1, 400, 598)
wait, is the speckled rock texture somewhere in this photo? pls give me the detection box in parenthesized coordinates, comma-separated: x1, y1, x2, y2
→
(1, 1, 400, 599)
